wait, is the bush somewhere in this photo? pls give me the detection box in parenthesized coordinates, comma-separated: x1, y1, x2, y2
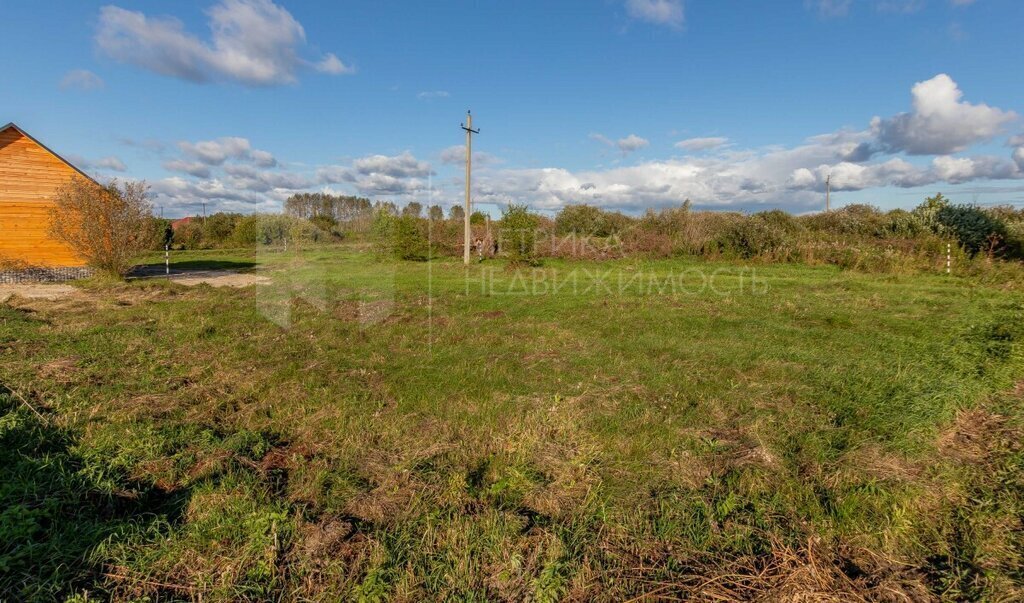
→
(716, 215, 790, 258)
(801, 204, 886, 236)
(554, 204, 627, 237)
(499, 204, 541, 266)
(371, 210, 428, 260)
(881, 209, 926, 238)
(936, 204, 1009, 257)
(394, 215, 429, 260)
(202, 213, 242, 246)
(48, 178, 153, 277)
(231, 215, 306, 247)
(147, 217, 174, 250)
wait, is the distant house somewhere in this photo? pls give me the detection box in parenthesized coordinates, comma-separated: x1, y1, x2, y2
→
(171, 216, 197, 230)
(0, 122, 96, 281)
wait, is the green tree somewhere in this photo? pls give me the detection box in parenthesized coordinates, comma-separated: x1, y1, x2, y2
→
(499, 204, 541, 266)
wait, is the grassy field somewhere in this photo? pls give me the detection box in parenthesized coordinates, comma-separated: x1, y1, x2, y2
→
(2, 244, 1023, 601)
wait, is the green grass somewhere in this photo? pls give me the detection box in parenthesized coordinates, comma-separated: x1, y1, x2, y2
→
(2, 244, 1023, 601)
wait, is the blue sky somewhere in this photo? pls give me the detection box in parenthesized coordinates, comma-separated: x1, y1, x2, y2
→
(2, 0, 1023, 218)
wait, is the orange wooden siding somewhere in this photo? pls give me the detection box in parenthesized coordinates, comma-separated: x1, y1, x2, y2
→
(0, 127, 85, 267)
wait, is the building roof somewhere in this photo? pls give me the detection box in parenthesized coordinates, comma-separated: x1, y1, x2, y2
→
(0, 122, 100, 186)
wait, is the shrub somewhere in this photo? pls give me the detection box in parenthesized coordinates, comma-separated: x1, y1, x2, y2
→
(801, 204, 886, 236)
(48, 177, 153, 277)
(173, 221, 204, 250)
(394, 215, 429, 260)
(499, 204, 541, 266)
(371, 210, 428, 260)
(716, 215, 789, 258)
(231, 215, 305, 247)
(147, 217, 174, 250)
(912, 193, 950, 234)
(202, 213, 242, 246)
(554, 204, 627, 237)
(881, 209, 926, 238)
(936, 204, 1009, 257)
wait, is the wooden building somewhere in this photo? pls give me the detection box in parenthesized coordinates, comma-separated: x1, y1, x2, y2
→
(0, 122, 94, 279)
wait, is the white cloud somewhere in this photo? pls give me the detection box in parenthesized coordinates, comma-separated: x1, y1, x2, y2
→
(250, 149, 277, 168)
(315, 53, 354, 75)
(178, 137, 252, 165)
(59, 69, 104, 91)
(68, 154, 127, 173)
(163, 159, 212, 178)
(316, 151, 434, 196)
(617, 134, 650, 154)
(1014, 147, 1024, 172)
(876, 0, 925, 13)
(675, 136, 729, 152)
(176, 136, 275, 167)
(439, 145, 499, 166)
(805, 0, 852, 18)
(931, 155, 1019, 183)
(416, 90, 450, 100)
(872, 73, 1017, 155)
(625, 0, 684, 28)
(96, 0, 351, 86)
(353, 151, 432, 178)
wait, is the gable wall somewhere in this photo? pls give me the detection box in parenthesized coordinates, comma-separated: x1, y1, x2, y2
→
(0, 128, 85, 267)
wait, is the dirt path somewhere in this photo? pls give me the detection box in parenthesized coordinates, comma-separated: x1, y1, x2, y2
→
(0, 284, 78, 302)
(1, 270, 270, 302)
(155, 270, 271, 288)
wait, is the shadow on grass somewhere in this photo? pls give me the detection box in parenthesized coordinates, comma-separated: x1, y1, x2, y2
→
(0, 384, 191, 602)
(131, 259, 258, 275)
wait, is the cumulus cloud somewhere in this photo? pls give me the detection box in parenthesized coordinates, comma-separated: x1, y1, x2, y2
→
(675, 136, 729, 152)
(439, 145, 499, 166)
(59, 69, 104, 91)
(872, 73, 1017, 155)
(617, 134, 650, 154)
(315, 53, 354, 75)
(250, 149, 277, 168)
(163, 159, 212, 178)
(68, 154, 127, 173)
(177, 136, 275, 166)
(625, 0, 684, 28)
(315, 152, 433, 196)
(96, 0, 352, 86)
(353, 152, 432, 178)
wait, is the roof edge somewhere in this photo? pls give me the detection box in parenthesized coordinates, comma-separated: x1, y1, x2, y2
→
(1, 122, 102, 186)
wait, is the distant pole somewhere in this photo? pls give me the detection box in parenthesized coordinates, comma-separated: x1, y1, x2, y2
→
(202, 202, 207, 222)
(825, 173, 831, 212)
(165, 243, 170, 275)
(461, 111, 480, 266)
(947, 243, 951, 274)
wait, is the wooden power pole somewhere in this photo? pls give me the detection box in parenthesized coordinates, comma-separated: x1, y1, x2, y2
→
(825, 173, 831, 212)
(461, 111, 480, 266)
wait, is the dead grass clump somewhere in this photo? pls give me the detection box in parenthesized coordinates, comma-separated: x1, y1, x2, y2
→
(611, 537, 932, 602)
(36, 356, 81, 383)
(841, 444, 922, 484)
(937, 407, 1022, 465)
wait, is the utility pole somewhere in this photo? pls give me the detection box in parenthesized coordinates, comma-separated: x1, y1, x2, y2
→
(825, 173, 831, 212)
(461, 110, 480, 266)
